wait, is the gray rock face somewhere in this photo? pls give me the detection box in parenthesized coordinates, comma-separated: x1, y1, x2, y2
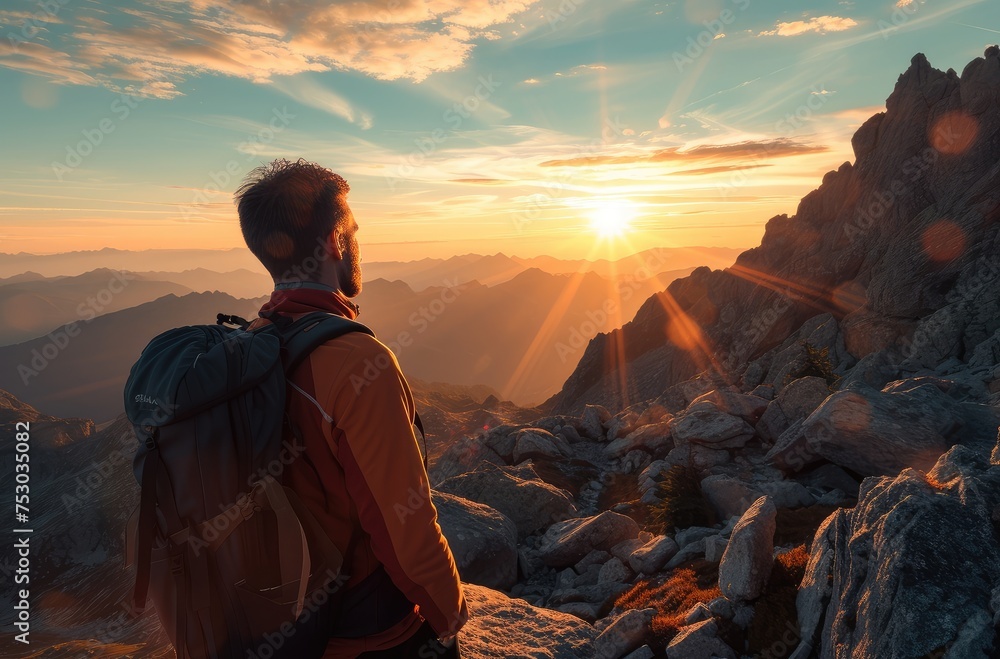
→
(798, 445, 1000, 659)
(701, 474, 812, 520)
(437, 462, 577, 539)
(665, 618, 737, 659)
(431, 435, 505, 484)
(594, 608, 656, 659)
(433, 491, 519, 590)
(672, 401, 754, 449)
(460, 583, 598, 658)
(718, 496, 777, 602)
(800, 381, 999, 476)
(537, 511, 641, 568)
(757, 376, 831, 444)
(604, 421, 674, 459)
(628, 535, 680, 575)
(512, 427, 572, 464)
(689, 389, 769, 424)
(581, 404, 611, 440)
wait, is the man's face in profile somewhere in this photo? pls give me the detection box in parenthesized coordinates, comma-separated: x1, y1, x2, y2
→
(337, 198, 363, 298)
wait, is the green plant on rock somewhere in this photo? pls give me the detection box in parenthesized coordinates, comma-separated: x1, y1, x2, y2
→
(785, 341, 840, 389)
(645, 464, 714, 534)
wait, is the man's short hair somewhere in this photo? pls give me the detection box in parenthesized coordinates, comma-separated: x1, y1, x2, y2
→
(235, 158, 351, 278)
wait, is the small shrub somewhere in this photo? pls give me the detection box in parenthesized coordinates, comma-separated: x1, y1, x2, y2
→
(784, 341, 840, 389)
(645, 464, 714, 534)
(615, 561, 722, 646)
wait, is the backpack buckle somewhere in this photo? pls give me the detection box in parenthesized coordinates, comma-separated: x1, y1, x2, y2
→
(238, 493, 262, 521)
(169, 553, 183, 576)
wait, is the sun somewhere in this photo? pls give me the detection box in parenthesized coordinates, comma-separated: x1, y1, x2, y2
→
(588, 199, 636, 238)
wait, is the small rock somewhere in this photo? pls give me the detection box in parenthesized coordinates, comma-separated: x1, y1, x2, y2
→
(598, 557, 633, 584)
(665, 618, 737, 659)
(593, 608, 656, 659)
(628, 535, 679, 574)
(704, 535, 728, 563)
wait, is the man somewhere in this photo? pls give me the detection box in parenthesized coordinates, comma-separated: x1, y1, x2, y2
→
(235, 158, 468, 658)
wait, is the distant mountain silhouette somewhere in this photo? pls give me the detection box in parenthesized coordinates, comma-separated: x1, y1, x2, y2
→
(0, 292, 263, 421)
(0, 269, 193, 345)
(356, 266, 695, 404)
(362, 247, 741, 292)
(131, 268, 272, 299)
(0, 247, 263, 279)
(0, 247, 741, 291)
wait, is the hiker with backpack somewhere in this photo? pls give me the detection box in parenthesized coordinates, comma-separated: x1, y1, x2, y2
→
(123, 158, 468, 658)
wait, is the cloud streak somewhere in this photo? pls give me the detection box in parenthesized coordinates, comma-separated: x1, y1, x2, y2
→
(759, 15, 859, 37)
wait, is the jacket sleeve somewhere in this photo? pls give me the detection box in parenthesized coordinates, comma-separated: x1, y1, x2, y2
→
(327, 336, 469, 638)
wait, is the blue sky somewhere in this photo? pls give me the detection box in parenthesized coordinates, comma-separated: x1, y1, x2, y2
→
(1, 0, 997, 261)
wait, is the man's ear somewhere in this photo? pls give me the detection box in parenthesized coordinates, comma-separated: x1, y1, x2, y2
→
(327, 230, 344, 261)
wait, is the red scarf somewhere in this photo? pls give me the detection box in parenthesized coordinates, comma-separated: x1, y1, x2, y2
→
(257, 286, 360, 320)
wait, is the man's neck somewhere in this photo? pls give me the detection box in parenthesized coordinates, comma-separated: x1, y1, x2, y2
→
(273, 280, 339, 293)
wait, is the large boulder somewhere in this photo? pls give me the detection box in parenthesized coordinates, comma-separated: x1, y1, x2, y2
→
(718, 496, 777, 602)
(690, 389, 769, 424)
(756, 376, 831, 443)
(701, 475, 813, 520)
(433, 491, 518, 590)
(671, 401, 754, 449)
(436, 462, 577, 539)
(604, 421, 674, 459)
(431, 436, 505, 485)
(628, 535, 680, 575)
(799, 380, 999, 476)
(460, 583, 597, 658)
(581, 404, 612, 440)
(537, 511, 641, 568)
(512, 427, 572, 464)
(795, 445, 1000, 659)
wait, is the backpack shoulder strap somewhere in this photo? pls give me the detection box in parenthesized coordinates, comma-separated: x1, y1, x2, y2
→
(273, 311, 430, 471)
(276, 311, 376, 376)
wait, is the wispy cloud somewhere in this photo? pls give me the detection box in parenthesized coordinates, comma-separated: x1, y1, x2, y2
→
(0, 0, 541, 99)
(538, 139, 828, 168)
(270, 76, 373, 129)
(759, 15, 859, 37)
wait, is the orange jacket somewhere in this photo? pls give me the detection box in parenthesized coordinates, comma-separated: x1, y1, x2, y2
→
(248, 286, 468, 656)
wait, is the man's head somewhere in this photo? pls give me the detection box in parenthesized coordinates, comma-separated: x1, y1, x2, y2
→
(235, 158, 362, 297)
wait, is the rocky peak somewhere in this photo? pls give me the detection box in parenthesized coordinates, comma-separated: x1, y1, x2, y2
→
(550, 48, 1000, 415)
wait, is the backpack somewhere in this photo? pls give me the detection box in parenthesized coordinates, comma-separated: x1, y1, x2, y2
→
(121, 310, 382, 659)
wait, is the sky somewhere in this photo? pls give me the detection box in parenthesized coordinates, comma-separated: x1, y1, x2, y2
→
(0, 0, 998, 262)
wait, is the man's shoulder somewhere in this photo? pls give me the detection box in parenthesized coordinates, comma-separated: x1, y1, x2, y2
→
(310, 329, 399, 369)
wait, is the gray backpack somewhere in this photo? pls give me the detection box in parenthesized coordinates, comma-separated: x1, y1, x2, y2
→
(122, 311, 375, 658)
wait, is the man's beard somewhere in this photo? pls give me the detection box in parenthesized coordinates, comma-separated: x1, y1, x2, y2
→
(341, 247, 362, 297)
